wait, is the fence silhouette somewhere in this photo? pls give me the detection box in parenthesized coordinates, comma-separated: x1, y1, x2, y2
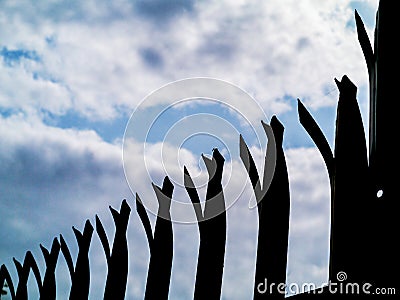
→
(1, 1, 397, 298)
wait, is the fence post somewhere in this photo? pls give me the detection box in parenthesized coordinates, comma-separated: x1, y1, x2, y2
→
(136, 176, 174, 300)
(240, 116, 290, 299)
(184, 148, 227, 300)
(39, 237, 60, 300)
(60, 219, 93, 300)
(13, 251, 42, 300)
(96, 199, 131, 300)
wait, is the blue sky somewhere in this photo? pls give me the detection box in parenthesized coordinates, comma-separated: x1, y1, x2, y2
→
(0, 0, 378, 298)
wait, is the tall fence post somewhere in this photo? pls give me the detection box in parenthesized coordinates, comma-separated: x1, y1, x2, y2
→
(240, 116, 290, 299)
(96, 199, 131, 300)
(60, 220, 93, 300)
(184, 148, 227, 300)
(39, 237, 60, 300)
(136, 176, 174, 300)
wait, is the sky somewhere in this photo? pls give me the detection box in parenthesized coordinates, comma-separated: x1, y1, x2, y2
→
(0, 0, 379, 298)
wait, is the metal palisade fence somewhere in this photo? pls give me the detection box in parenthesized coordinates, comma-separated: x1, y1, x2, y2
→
(1, 1, 397, 299)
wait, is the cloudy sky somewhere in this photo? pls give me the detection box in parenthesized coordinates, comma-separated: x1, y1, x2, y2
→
(0, 0, 378, 298)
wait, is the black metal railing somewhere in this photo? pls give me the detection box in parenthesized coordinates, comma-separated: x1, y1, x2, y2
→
(1, 1, 397, 298)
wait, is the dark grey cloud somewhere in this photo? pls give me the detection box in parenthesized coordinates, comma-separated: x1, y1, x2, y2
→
(198, 35, 237, 62)
(1, 141, 116, 190)
(134, 0, 195, 23)
(139, 47, 164, 69)
(0, 121, 129, 261)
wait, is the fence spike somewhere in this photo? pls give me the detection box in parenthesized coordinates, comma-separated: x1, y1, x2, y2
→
(239, 134, 262, 211)
(95, 215, 111, 263)
(260, 121, 276, 194)
(190, 148, 226, 300)
(183, 166, 204, 223)
(330, 75, 369, 284)
(39, 237, 60, 300)
(59, 234, 74, 280)
(298, 99, 334, 181)
(136, 194, 154, 248)
(240, 117, 290, 299)
(103, 199, 131, 300)
(143, 176, 174, 300)
(13, 251, 42, 300)
(68, 220, 93, 300)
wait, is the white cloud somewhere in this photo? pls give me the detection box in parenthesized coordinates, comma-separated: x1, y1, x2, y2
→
(0, 0, 378, 122)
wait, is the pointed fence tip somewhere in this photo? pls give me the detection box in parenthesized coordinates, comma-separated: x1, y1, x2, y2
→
(239, 134, 245, 145)
(354, 8, 364, 26)
(121, 198, 131, 213)
(212, 147, 225, 162)
(239, 135, 250, 159)
(297, 98, 309, 121)
(163, 175, 173, 188)
(334, 77, 340, 88)
(271, 115, 284, 129)
(151, 181, 158, 190)
(135, 194, 145, 211)
(51, 237, 61, 251)
(163, 175, 170, 183)
(270, 115, 280, 126)
(297, 98, 302, 105)
(183, 165, 189, 175)
(298, 97, 307, 110)
(201, 153, 211, 162)
(95, 215, 102, 226)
